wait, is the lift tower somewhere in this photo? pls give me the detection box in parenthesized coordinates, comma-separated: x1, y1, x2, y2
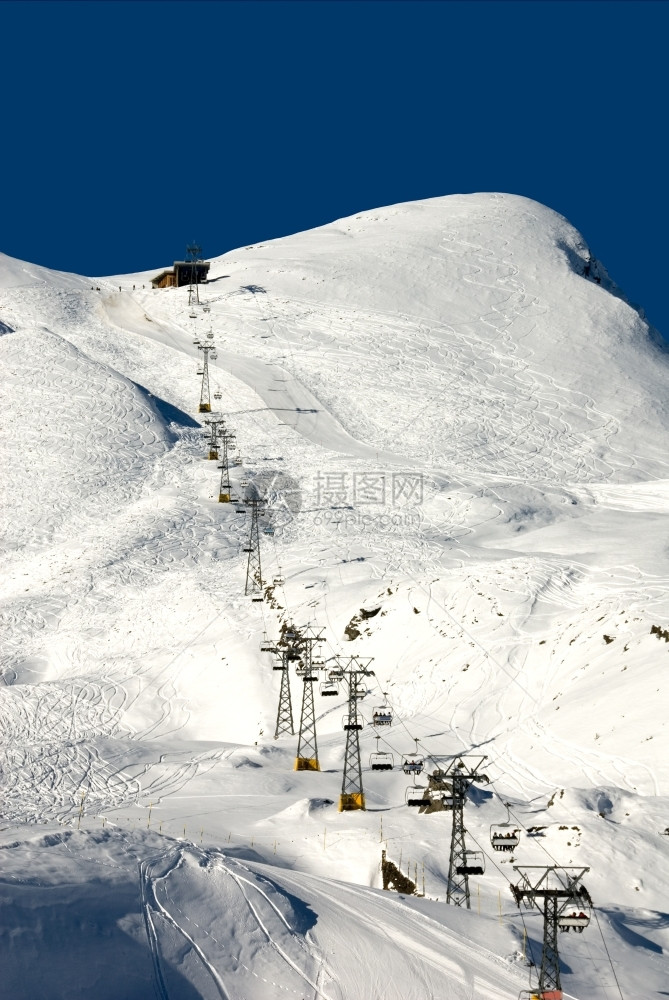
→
(204, 416, 225, 460)
(294, 627, 325, 771)
(262, 623, 300, 739)
(444, 756, 489, 908)
(194, 336, 217, 413)
(186, 242, 202, 307)
(511, 866, 591, 1000)
(242, 497, 265, 600)
(337, 656, 374, 811)
(217, 427, 236, 502)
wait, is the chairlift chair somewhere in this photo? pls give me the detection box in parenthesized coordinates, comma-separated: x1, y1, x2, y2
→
(273, 575, 285, 586)
(370, 737, 393, 771)
(370, 751, 394, 771)
(251, 594, 264, 603)
(320, 680, 339, 697)
(214, 391, 222, 400)
(557, 911, 590, 933)
(263, 525, 275, 536)
(372, 705, 393, 726)
(211, 352, 218, 360)
(189, 310, 197, 319)
(490, 803, 520, 851)
(342, 714, 363, 731)
(455, 851, 485, 876)
(206, 332, 214, 339)
(328, 667, 344, 680)
(490, 825, 520, 851)
(402, 758, 424, 775)
(405, 784, 428, 807)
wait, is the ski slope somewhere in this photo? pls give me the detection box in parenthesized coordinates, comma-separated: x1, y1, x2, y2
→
(1, 192, 669, 998)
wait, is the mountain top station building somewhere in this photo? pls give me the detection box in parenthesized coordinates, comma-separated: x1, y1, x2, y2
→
(151, 260, 210, 288)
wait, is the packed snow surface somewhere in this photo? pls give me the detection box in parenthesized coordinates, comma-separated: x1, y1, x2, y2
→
(1, 192, 669, 998)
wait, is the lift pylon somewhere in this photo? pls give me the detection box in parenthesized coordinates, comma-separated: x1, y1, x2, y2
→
(204, 416, 225, 460)
(511, 866, 591, 999)
(293, 626, 325, 771)
(242, 497, 265, 600)
(195, 337, 217, 413)
(217, 427, 236, 502)
(262, 632, 296, 739)
(442, 757, 489, 908)
(336, 656, 374, 811)
(186, 242, 202, 307)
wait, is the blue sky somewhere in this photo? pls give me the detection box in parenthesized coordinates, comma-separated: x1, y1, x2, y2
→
(3, 0, 667, 336)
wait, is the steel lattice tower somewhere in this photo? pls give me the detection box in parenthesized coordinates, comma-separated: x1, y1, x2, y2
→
(338, 656, 374, 811)
(205, 416, 225, 460)
(243, 498, 264, 599)
(217, 428, 236, 502)
(511, 867, 591, 997)
(275, 651, 294, 737)
(261, 631, 296, 739)
(187, 242, 202, 306)
(195, 340, 216, 413)
(445, 757, 489, 908)
(294, 628, 325, 771)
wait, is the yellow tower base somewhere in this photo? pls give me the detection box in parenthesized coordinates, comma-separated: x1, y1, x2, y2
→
(339, 793, 365, 811)
(208, 449, 219, 460)
(199, 403, 211, 413)
(294, 757, 320, 772)
(218, 493, 231, 503)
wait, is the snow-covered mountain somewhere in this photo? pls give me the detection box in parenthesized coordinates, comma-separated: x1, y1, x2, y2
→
(1, 192, 668, 999)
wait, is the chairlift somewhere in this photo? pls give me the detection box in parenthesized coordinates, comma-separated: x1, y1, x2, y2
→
(197, 369, 204, 376)
(405, 783, 428, 807)
(320, 680, 339, 697)
(370, 736, 393, 771)
(251, 594, 264, 603)
(235, 506, 246, 513)
(203, 303, 211, 313)
(402, 758, 424, 775)
(455, 851, 485, 876)
(372, 704, 393, 726)
(342, 714, 363, 731)
(206, 332, 214, 339)
(273, 575, 285, 586)
(491, 803, 521, 852)
(211, 352, 218, 360)
(189, 310, 197, 319)
(240, 478, 250, 487)
(263, 525, 275, 536)
(192, 339, 201, 345)
(214, 391, 222, 400)
(557, 911, 590, 933)
(328, 667, 344, 680)
(370, 751, 394, 771)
